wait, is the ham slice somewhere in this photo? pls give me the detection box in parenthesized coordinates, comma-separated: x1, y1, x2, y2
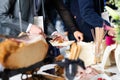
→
(74, 66, 100, 80)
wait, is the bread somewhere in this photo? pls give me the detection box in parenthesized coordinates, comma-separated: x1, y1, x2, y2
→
(75, 44, 81, 60)
(69, 42, 81, 60)
(77, 41, 106, 66)
(0, 35, 48, 69)
(69, 43, 77, 60)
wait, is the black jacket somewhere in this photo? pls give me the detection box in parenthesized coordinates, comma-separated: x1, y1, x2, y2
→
(0, 0, 78, 36)
(65, 0, 110, 42)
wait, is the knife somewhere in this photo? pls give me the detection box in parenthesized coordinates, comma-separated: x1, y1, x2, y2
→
(0, 34, 29, 39)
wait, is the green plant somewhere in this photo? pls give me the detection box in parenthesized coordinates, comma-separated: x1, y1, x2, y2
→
(105, 6, 120, 20)
(110, 0, 120, 44)
(114, 22, 120, 44)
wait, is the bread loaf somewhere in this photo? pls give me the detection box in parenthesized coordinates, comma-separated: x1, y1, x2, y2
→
(77, 41, 106, 66)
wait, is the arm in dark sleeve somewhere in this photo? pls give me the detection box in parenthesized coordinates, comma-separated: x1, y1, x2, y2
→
(52, 0, 78, 32)
(0, 0, 29, 33)
(78, 0, 109, 28)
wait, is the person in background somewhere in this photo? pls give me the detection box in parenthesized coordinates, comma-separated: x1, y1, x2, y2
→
(0, 0, 85, 65)
(0, 0, 83, 42)
(64, 0, 115, 42)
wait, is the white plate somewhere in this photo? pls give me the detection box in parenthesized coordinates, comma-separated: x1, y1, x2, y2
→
(49, 40, 75, 46)
(90, 74, 112, 80)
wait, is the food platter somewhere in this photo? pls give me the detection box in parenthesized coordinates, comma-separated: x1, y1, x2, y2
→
(49, 40, 75, 46)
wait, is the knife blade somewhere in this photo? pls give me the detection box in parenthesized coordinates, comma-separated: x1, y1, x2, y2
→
(0, 34, 29, 39)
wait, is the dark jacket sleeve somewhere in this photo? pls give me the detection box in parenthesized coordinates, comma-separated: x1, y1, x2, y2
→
(52, 0, 78, 32)
(78, 0, 109, 28)
(0, 0, 29, 33)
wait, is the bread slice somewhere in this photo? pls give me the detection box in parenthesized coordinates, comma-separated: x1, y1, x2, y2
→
(69, 42, 81, 60)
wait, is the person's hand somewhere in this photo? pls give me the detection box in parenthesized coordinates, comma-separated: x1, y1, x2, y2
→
(74, 31, 83, 41)
(104, 24, 116, 36)
(29, 24, 46, 38)
(52, 32, 68, 48)
(108, 27, 116, 36)
(52, 32, 68, 41)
